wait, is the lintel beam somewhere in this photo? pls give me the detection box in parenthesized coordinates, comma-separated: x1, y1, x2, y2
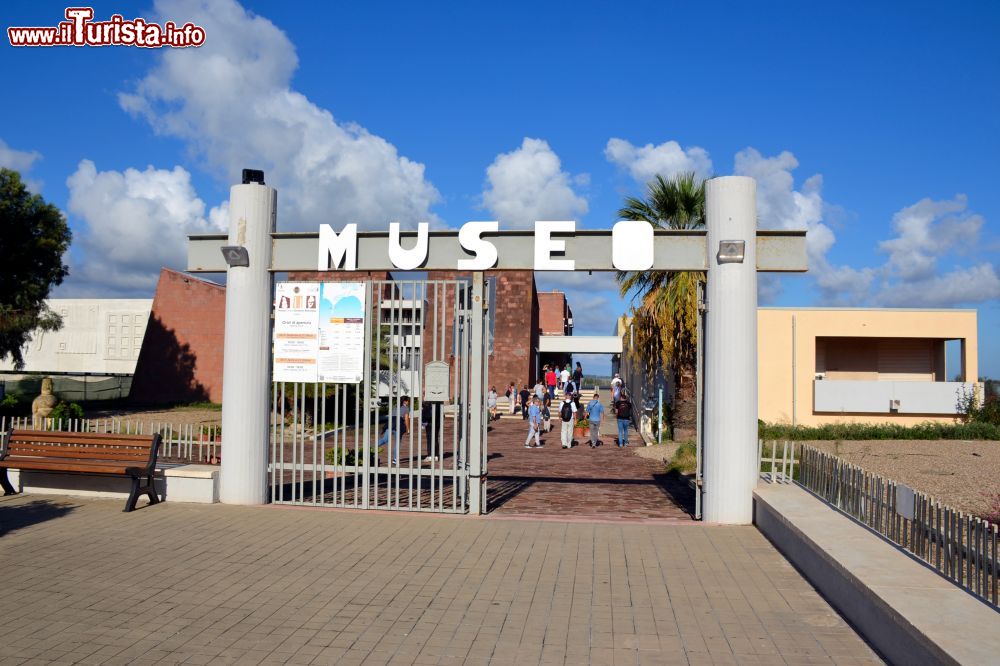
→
(187, 229, 807, 273)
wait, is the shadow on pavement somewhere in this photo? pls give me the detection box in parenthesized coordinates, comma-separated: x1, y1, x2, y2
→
(0, 498, 78, 536)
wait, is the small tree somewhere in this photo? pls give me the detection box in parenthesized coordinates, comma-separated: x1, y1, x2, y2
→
(0, 168, 72, 369)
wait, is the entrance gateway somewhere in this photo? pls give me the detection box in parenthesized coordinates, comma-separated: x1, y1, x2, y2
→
(186, 172, 807, 524)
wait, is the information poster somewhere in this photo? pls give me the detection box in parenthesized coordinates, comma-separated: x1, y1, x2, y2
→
(317, 282, 367, 383)
(272, 282, 320, 382)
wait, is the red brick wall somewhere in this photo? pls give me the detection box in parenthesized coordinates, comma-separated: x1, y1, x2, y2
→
(538, 291, 568, 335)
(424, 270, 538, 391)
(130, 268, 226, 404)
(488, 270, 538, 390)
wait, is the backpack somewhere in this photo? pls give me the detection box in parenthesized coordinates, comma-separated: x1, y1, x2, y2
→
(615, 399, 631, 419)
(560, 401, 573, 422)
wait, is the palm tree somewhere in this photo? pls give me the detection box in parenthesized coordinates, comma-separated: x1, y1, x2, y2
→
(616, 172, 706, 441)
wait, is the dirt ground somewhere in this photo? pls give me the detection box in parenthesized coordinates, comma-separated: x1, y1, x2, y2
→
(89, 405, 222, 428)
(805, 439, 1000, 517)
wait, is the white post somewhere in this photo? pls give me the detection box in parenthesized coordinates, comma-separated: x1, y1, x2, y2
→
(703, 176, 758, 524)
(219, 179, 276, 505)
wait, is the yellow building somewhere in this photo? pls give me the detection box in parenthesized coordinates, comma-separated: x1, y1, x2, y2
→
(758, 308, 979, 426)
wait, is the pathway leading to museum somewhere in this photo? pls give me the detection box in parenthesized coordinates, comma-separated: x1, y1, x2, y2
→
(0, 494, 880, 664)
(486, 417, 694, 521)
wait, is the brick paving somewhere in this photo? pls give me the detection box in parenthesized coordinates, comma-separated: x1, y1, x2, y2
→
(486, 418, 693, 521)
(0, 494, 880, 664)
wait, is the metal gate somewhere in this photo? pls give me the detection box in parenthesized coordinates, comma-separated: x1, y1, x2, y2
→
(268, 278, 489, 513)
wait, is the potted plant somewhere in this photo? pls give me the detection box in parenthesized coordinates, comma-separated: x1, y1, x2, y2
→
(573, 417, 589, 440)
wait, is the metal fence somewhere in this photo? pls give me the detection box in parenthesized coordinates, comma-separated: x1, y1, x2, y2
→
(799, 445, 998, 608)
(268, 278, 488, 514)
(0, 415, 221, 464)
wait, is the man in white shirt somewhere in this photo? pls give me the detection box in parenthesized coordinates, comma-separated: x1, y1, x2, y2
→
(558, 391, 577, 449)
(559, 366, 570, 391)
(611, 373, 623, 401)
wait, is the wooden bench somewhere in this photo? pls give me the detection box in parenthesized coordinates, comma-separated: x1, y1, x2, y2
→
(0, 428, 163, 512)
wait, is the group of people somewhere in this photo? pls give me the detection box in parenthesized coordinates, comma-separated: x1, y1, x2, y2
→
(375, 370, 634, 464)
(522, 371, 633, 450)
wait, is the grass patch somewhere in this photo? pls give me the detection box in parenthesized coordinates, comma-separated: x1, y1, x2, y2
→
(666, 440, 697, 475)
(759, 420, 1000, 441)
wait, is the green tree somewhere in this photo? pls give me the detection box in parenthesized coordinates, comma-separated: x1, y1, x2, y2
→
(0, 168, 72, 369)
(616, 172, 705, 440)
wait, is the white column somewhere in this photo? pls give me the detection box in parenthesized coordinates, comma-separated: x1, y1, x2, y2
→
(703, 176, 758, 524)
(219, 182, 276, 505)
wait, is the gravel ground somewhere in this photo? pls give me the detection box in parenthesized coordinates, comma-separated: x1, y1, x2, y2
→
(88, 406, 222, 428)
(631, 442, 680, 464)
(805, 439, 1000, 517)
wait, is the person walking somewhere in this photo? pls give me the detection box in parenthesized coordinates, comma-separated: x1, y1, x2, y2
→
(573, 362, 583, 391)
(614, 389, 633, 447)
(611, 373, 623, 401)
(545, 365, 557, 400)
(377, 396, 410, 463)
(519, 384, 532, 420)
(524, 396, 543, 448)
(506, 382, 517, 415)
(542, 394, 552, 432)
(586, 391, 604, 448)
(559, 364, 570, 391)
(559, 391, 577, 449)
(487, 386, 498, 422)
(422, 400, 442, 462)
(534, 379, 546, 401)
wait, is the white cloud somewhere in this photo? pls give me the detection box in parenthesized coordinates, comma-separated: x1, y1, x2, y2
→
(0, 138, 43, 191)
(880, 195, 982, 281)
(871, 195, 999, 306)
(64, 160, 224, 296)
(119, 0, 441, 231)
(481, 138, 588, 229)
(605, 138, 712, 184)
(0, 138, 41, 173)
(878, 263, 1000, 308)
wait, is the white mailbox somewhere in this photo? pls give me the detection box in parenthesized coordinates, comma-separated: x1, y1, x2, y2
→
(423, 361, 450, 403)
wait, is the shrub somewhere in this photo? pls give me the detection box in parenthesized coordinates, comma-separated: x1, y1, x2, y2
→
(666, 440, 697, 475)
(0, 391, 27, 417)
(47, 400, 84, 425)
(957, 384, 1000, 427)
(758, 419, 1000, 441)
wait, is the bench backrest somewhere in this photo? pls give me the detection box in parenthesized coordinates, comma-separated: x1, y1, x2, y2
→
(2, 428, 161, 471)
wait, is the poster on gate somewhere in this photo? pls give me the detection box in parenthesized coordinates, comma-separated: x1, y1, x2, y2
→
(273, 282, 320, 383)
(317, 282, 367, 384)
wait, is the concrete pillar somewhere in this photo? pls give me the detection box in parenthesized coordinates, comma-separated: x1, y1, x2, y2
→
(219, 181, 276, 504)
(703, 176, 758, 524)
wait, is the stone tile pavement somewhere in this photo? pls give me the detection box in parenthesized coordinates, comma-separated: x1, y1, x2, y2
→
(0, 493, 881, 665)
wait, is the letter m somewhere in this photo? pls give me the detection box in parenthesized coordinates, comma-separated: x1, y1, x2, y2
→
(318, 224, 358, 270)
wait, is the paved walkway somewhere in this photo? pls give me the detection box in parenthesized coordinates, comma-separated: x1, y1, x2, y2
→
(486, 418, 693, 521)
(0, 494, 880, 664)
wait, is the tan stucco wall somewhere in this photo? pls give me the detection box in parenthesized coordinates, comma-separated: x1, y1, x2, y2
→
(758, 308, 978, 426)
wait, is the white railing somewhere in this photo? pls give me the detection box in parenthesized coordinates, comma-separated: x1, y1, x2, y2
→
(758, 440, 798, 484)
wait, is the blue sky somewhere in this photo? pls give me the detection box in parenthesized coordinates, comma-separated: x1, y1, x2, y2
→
(2, 1, 998, 376)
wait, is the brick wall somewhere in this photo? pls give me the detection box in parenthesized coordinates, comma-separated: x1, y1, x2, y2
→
(538, 291, 569, 335)
(487, 270, 538, 390)
(130, 268, 225, 404)
(425, 270, 538, 391)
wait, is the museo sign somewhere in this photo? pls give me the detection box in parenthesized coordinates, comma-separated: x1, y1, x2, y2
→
(318, 221, 661, 272)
